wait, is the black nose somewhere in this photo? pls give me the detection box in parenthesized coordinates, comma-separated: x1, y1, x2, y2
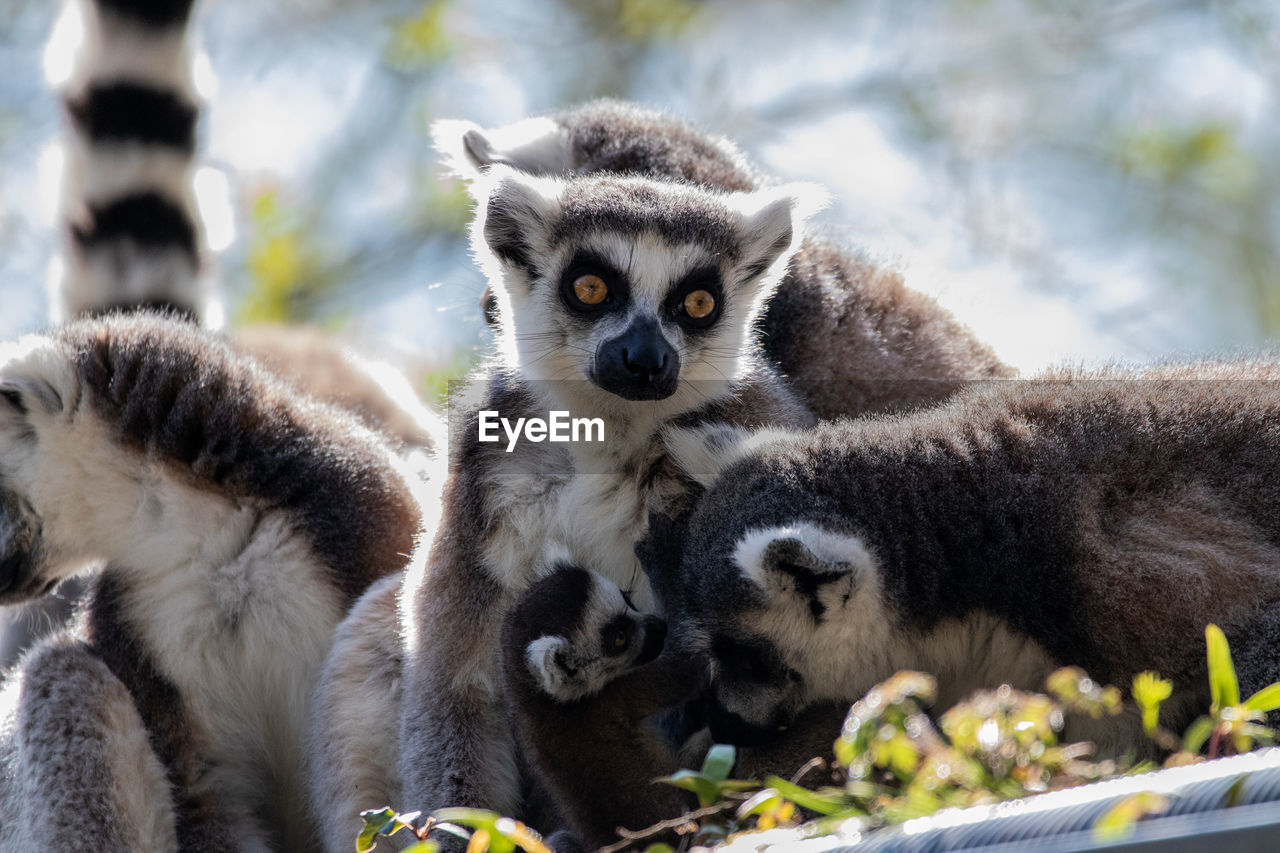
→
(592, 318, 680, 401)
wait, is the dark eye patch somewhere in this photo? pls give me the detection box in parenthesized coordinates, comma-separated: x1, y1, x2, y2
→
(559, 250, 629, 316)
(0, 390, 23, 415)
(601, 614, 633, 657)
(665, 266, 723, 331)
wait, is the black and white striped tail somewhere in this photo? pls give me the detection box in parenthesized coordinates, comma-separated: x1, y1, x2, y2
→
(50, 0, 216, 324)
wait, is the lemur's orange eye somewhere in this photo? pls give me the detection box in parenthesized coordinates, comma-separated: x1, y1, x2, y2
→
(573, 274, 608, 305)
(683, 289, 716, 319)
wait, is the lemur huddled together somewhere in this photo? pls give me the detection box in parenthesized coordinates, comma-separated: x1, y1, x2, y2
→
(4, 2, 1280, 852)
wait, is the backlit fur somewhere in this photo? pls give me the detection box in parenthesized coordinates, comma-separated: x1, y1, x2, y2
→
(309, 169, 820, 849)
(435, 99, 1015, 420)
(0, 315, 423, 851)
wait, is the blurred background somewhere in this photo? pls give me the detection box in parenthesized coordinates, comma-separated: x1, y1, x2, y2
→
(1, 0, 1278, 395)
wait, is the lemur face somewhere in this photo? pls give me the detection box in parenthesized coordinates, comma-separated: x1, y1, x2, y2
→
(0, 486, 51, 604)
(472, 168, 824, 415)
(684, 523, 876, 745)
(0, 340, 75, 604)
(512, 565, 668, 702)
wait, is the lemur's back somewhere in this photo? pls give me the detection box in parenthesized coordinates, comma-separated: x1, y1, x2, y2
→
(0, 314, 424, 851)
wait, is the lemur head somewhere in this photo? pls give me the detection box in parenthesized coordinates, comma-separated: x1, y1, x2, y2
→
(503, 565, 668, 703)
(639, 424, 883, 745)
(432, 100, 758, 191)
(470, 168, 824, 419)
(0, 337, 78, 604)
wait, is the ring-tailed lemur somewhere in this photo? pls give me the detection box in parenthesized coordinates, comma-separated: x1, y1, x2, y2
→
(0, 313, 425, 852)
(310, 166, 823, 849)
(3, 0, 447, 670)
(433, 100, 1015, 421)
(641, 362, 1280, 753)
(502, 565, 846, 852)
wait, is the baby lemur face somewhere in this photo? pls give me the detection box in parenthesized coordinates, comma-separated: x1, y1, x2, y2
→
(512, 565, 668, 703)
(472, 168, 823, 417)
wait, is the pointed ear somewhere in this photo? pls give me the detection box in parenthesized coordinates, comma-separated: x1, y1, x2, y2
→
(731, 182, 829, 285)
(524, 635, 573, 697)
(733, 524, 874, 621)
(0, 340, 66, 418)
(433, 117, 573, 180)
(474, 167, 564, 275)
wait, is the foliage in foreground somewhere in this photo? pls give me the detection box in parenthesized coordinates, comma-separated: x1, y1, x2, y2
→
(357, 624, 1280, 852)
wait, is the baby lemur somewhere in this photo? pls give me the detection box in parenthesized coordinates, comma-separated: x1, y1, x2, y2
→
(0, 314, 424, 852)
(435, 99, 1015, 420)
(502, 565, 845, 852)
(641, 362, 1280, 753)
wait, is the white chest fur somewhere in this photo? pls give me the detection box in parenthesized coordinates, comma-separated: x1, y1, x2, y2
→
(479, 439, 656, 610)
(124, 509, 344, 846)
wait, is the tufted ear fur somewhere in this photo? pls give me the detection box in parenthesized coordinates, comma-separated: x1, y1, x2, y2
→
(733, 524, 875, 621)
(0, 379, 60, 417)
(729, 182, 829, 287)
(433, 117, 573, 180)
(524, 634, 574, 698)
(473, 167, 565, 277)
(0, 339, 70, 418)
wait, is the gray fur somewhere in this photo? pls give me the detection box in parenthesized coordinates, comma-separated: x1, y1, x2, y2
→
(311, 169, 819, 850)
(502, 567, 850, 850)
(0, 637, 179, 852)
(435, 99, 1015, 420)
(0, 314, 423, 850)
(307, 573, 414, 853)
(398, 170, 819, 833)
(646, 362, 1280, 751)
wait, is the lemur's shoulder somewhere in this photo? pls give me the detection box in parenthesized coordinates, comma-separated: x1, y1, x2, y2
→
(55, 314, 422, 600)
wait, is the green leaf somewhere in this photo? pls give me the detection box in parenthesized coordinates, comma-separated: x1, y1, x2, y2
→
(358, 808, 398, 853)
(1205, 624, 1240, 709)
(356, 823, 381, 853)
(1224, 774, 1248, 808)
(736, 788, 784, 819)
(1093, 792, 1169, 842)
(764, 776, 847, 816)
(1184, 715, 1215, 753)
(700, 744, 737, 783)
(657, 771, 721, 808)
(1245, 682, 1280, 713)
(1132, 671, 1174, 735)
